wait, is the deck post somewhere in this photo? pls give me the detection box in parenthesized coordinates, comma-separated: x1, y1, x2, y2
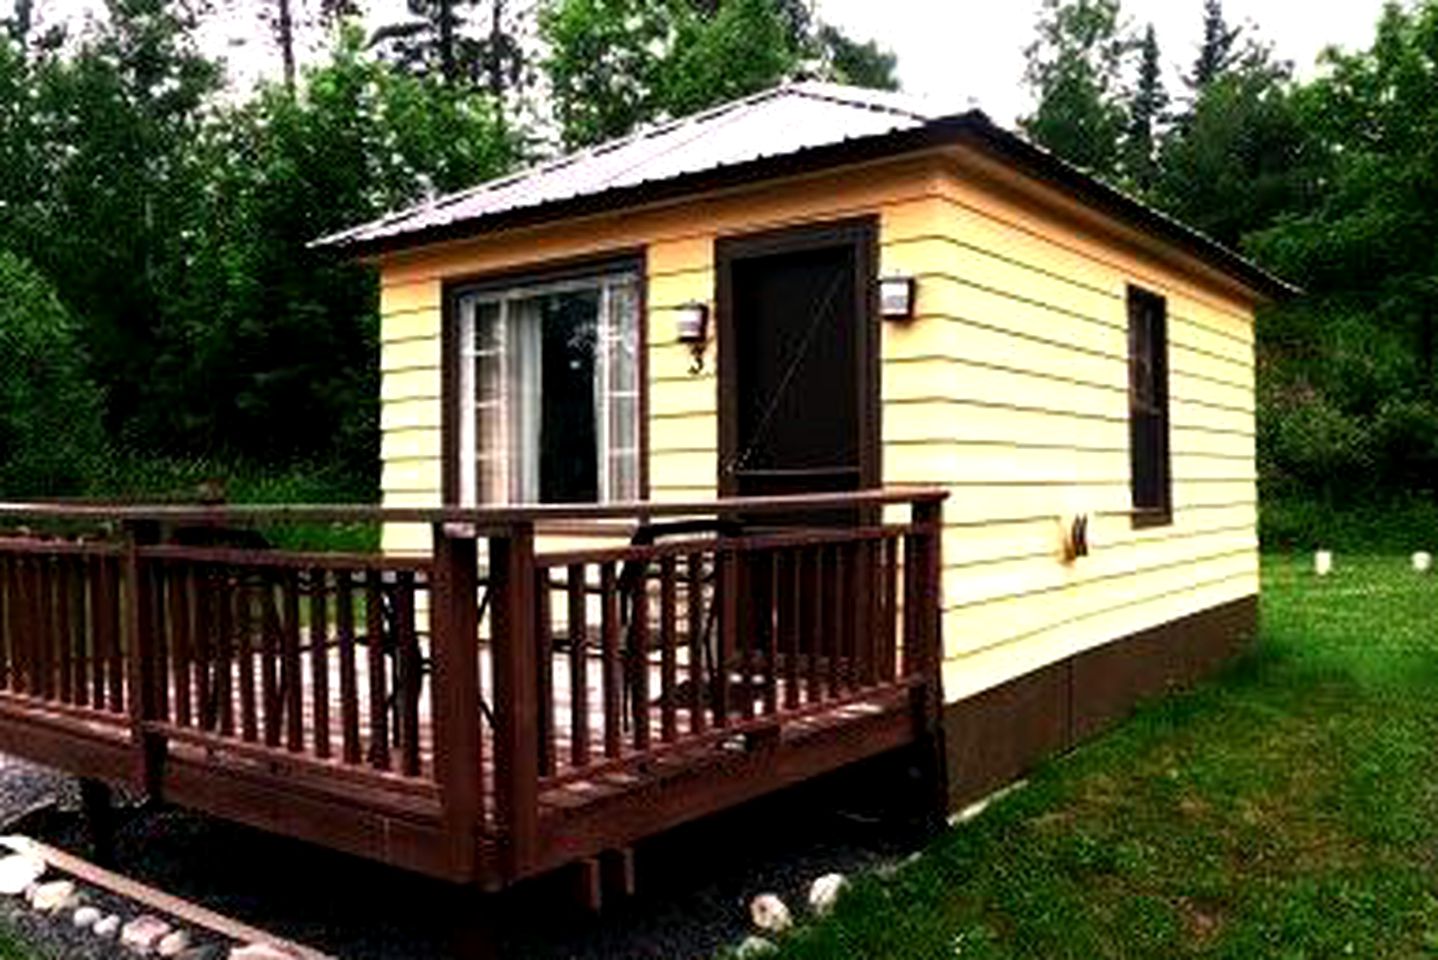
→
(489, 520, 539, 882)
(906, 497, 948, 821)
(122, 519, 165, 797)
(431, 524, 482, 883)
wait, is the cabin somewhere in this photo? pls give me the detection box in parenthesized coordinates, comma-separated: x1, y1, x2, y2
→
(0, 82, 1287, 902)
(325, 81, 1287, 806)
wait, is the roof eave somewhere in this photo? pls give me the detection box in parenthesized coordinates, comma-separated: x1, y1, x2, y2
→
(948, 117, 1301, 302)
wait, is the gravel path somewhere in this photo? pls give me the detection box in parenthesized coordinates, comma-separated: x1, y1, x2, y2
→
(0, 749, 936, 959)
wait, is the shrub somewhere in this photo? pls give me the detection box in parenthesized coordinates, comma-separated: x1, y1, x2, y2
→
(0, 251, 105, 497)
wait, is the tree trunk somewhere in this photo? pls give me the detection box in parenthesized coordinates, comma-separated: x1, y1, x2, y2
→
(438, 0, 456, 86)
(276, 0, 297, 92)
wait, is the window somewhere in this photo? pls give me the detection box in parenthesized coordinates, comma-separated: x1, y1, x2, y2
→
(1127, 285, 1171, 527)
(454, 266, 641, 506)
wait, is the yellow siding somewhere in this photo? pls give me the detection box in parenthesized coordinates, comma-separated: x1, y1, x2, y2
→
(897, 158, 1258, 701)
(375, 146, 1260, 702)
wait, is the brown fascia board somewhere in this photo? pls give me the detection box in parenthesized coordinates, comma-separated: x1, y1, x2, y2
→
(313, 112, 1299, 302)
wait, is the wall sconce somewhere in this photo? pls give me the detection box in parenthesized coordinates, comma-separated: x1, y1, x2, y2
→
(675, 301, 709, 374)
(879, 275, 916, 321)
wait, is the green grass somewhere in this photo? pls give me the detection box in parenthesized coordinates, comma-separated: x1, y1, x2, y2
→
(765, 555, 1438, 959)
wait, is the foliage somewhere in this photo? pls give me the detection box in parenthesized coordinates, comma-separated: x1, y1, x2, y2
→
(1021, 0, 1130, 180)
(167, 26, 518, 476)
(539, 0, 897, 148)
(370, 0, 527, 98)
(1186, 0, 1243, 93)
(770, 554, 1438, 957)
(0, 250, 105, 497)
(1154, 49, 1313, 248)
(1121, 24, 1165, 191)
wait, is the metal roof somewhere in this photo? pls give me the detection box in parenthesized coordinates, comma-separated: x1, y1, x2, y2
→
(313, 81, 1296, 300)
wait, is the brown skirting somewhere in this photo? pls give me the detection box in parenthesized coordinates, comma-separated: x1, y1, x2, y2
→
(942, 594, 1258, 809)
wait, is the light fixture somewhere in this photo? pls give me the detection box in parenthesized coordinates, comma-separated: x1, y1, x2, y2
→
(879, 275, 916, 321)
(675, 301, 709, 374)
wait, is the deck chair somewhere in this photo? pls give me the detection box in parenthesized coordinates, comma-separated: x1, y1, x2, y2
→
(613, 518, 745, 729)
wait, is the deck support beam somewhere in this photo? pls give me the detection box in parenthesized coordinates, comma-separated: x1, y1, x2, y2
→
(123, 520, 166, 798)
(432, 526, 482, 883)
(78, 777, 115, 866)
(490, 521, 539, 882)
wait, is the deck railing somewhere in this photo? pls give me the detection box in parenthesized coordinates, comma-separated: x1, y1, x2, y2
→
(0, 487, 946, 885)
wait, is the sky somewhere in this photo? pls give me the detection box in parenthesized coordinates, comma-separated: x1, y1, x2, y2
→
(817, 0, 1390, 125)
(10, 0, 1395, 125)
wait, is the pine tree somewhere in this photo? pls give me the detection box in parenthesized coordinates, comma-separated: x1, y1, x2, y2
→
(1123, 23, 1166, 191)
(1188, 0, 1241, 92)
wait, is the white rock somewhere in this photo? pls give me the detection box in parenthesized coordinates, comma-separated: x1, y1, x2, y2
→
(1413, 551, 1432, 573)
(27, 879, 73, 912)
(120, 914, 172, 954)
(157, 929, 191, 957)
(0, 837, 37, 858)
(92, 914, 121, 938)
(1315, 550, 1333, 576)
(0, 854, 44, 895)
(807, 873, 848, 916)
(749, 893, 792, 934)
(736, 935, 778, 958)
(228, 944, 300, 960)
(73, 905, 102, 929)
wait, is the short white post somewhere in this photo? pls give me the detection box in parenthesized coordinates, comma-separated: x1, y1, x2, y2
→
(1314, 550, 1333, 576)
(1413, 551, 1432, 574)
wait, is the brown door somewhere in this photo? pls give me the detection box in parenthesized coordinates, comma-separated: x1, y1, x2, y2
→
(717, 217, 879, 518)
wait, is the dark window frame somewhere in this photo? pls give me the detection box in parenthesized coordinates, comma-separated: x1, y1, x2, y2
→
(439, 249, 649, 507)
(1127, 284, 1172, 529)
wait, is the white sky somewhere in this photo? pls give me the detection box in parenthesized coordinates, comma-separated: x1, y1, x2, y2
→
(11, 0, 1393, 126)
(818, 0, 1389, 125)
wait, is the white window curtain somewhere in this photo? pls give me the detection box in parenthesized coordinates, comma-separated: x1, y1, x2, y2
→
(456, 271, 640, 506)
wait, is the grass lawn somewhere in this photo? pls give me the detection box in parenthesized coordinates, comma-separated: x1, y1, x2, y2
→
(769, 554, 1438, 959)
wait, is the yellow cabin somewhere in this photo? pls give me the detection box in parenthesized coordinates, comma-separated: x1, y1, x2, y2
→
(318, 81, 1289, 819)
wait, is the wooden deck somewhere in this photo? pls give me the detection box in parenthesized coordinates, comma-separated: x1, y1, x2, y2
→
(0, 490, 945, 890)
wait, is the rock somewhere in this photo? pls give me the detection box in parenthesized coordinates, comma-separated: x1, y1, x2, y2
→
(158, 929, 192, 957)
(1414, 551, 1432, 573)
(92, 914, 121, 939)
(0, 853, 45, 895)
(73, 905, 102, 929)
(121, 914, 173, 954)
(27, 879, 74, 912)
(736, 935, 778, 958)
(228, 944, 300, 960)
(0, 837, 36, 857)
(807, 873, 847, 916)
(749, 893, 792, 934)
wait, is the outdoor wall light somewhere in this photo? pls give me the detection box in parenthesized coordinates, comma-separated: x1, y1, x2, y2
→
(675, 300, 710, 373)
(879, 275, 916, 321)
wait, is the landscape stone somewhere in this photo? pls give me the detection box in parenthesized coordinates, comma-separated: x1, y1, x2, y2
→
(92, 914, 121, 938)
(27, 879, 74, 912)
(807, 873, 847, 916)
(0, 854, 44, 895)
(157, 929, 192, 957)
(73, 905, 102, 929)
(749, 893, 792, 934)
(120, 914, 173, 954)
(0, 837, 36, 857)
